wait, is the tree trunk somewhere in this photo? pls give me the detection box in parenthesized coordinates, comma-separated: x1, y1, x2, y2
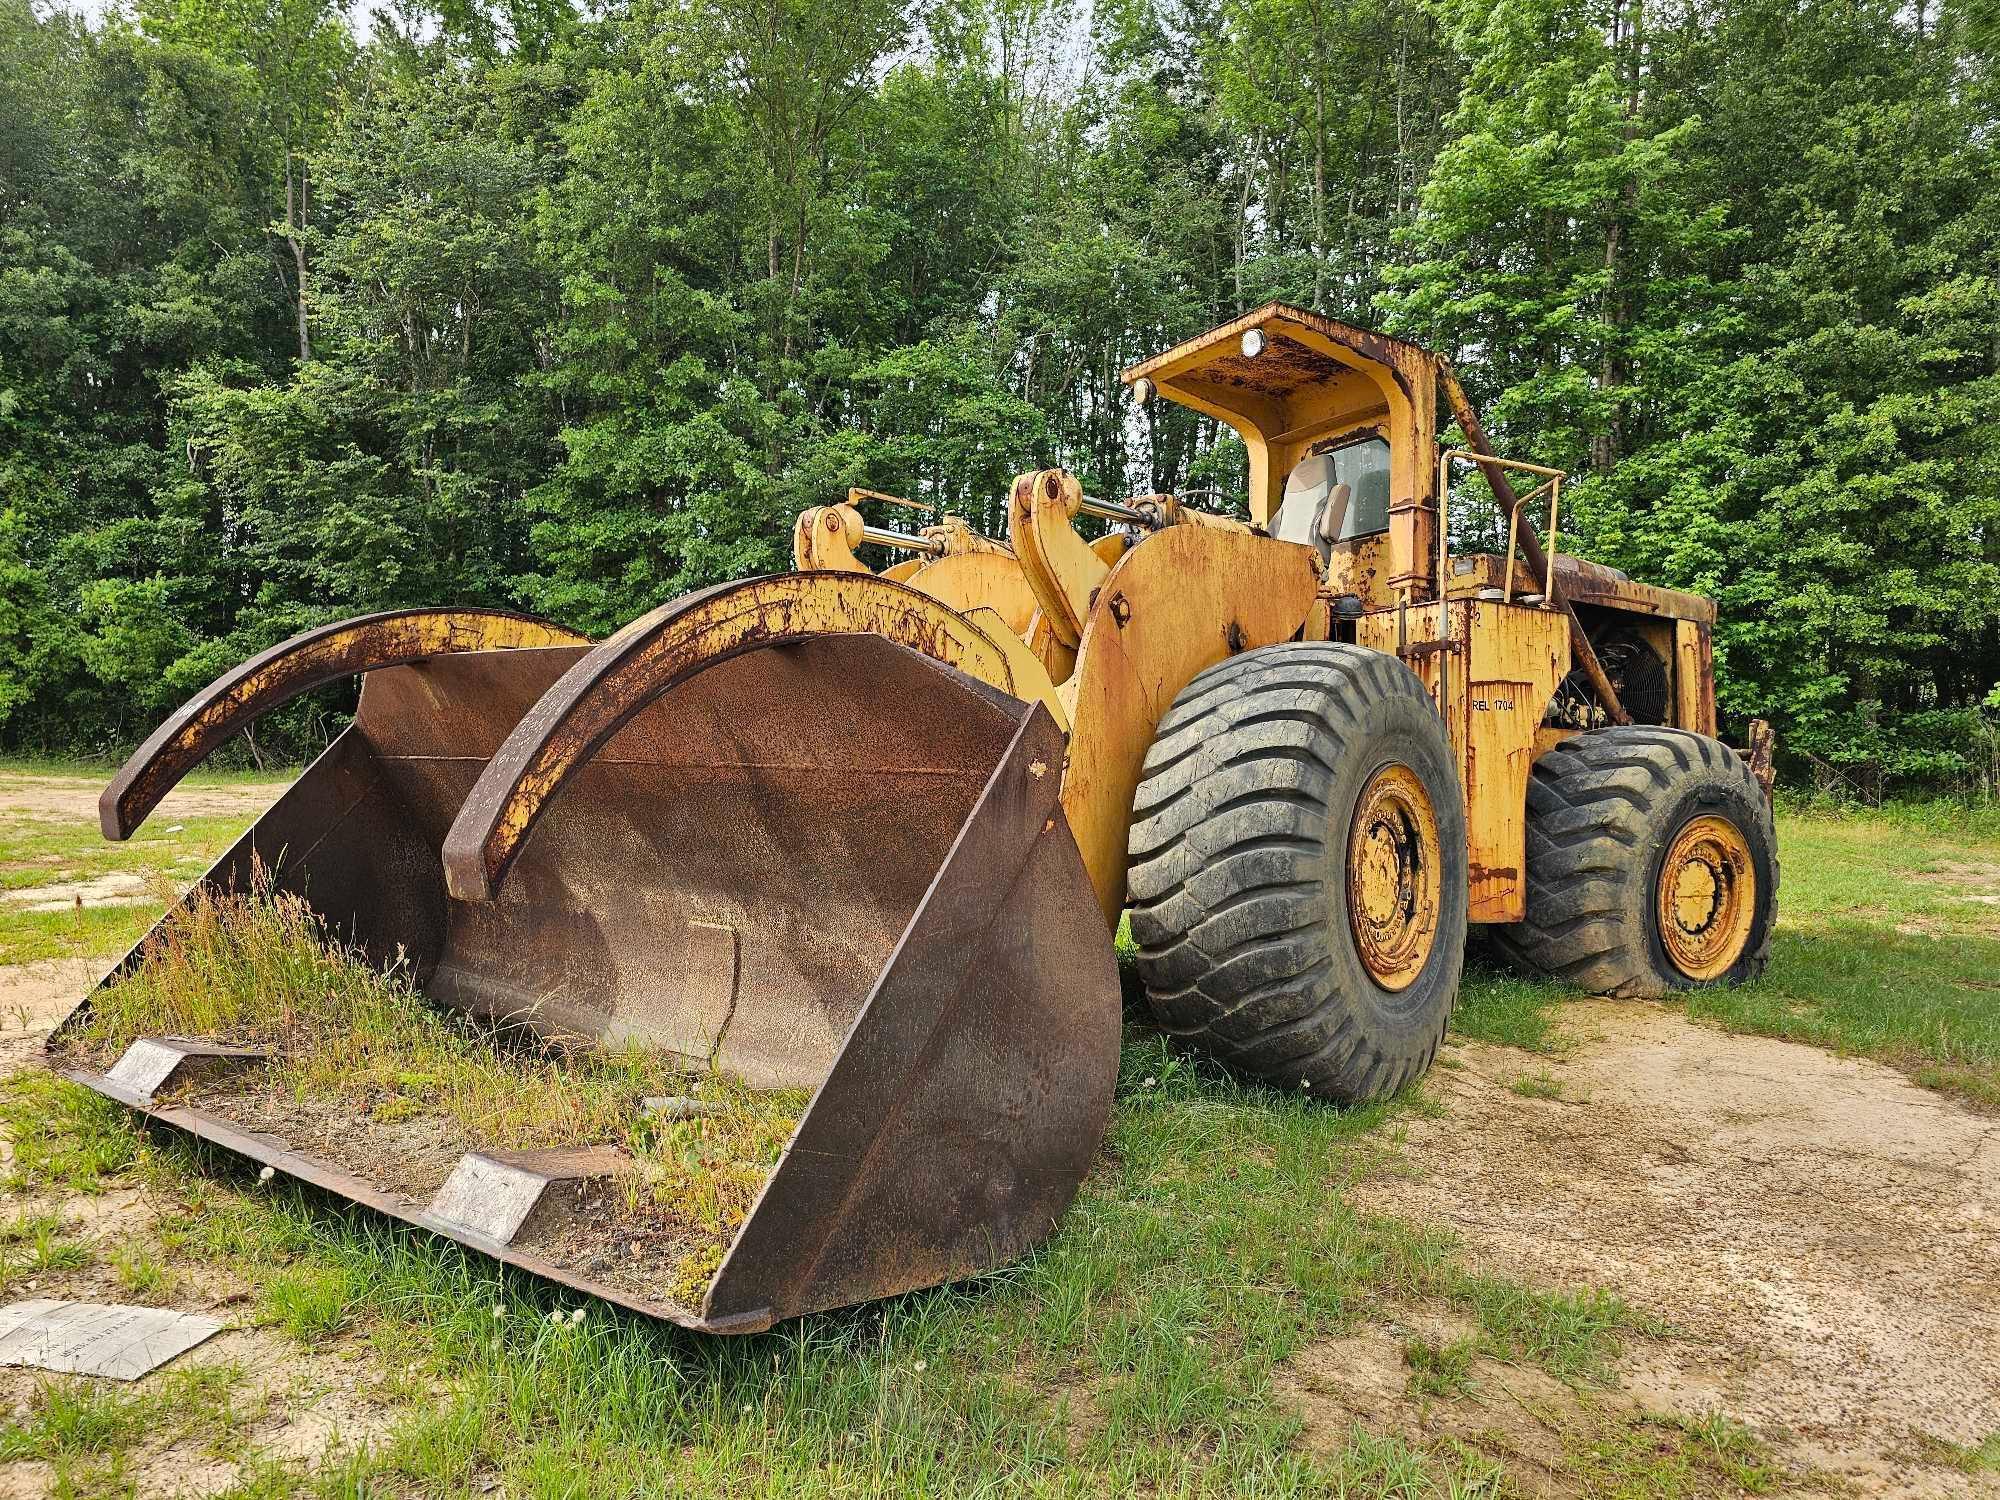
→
(285, 152, 312, 363)
(1310, 0, 1328, 306)
(1235, 133, 1257, 306)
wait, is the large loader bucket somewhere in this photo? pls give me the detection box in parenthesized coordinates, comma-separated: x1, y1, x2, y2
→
(49, 579, 1122, 1332)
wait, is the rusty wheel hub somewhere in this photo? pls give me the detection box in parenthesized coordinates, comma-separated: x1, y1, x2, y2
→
(1346, 763, 1442, 992)
(1657, 814, 1755, 981)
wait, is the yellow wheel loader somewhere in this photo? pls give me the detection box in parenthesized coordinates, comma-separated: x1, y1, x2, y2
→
(49, 304, 1777, 1331)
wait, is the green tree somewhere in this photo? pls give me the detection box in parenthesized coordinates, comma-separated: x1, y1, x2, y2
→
(173, 63, 560, 635)
(139, 0, 357, 360)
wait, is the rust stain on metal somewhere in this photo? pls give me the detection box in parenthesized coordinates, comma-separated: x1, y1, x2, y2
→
(100, 608, 586, 841)
(1122, 303, 1426, 408)
(1553, 556, 1714, 624)
(1744, 718, 1776, 801)
(1398, 638, 1462, 661)
(440, 574, 1020, 903)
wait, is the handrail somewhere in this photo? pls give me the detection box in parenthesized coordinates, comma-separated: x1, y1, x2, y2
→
(1434, 362, 1630, 725)
(1436, 448, 1566, 608)
(1434, 447, 1567, 728)
(1501, 477, 1555, 603)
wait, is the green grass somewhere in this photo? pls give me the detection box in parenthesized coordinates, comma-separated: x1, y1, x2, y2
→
(0, 811, 262, 895)
(1, 1071, 141, 1194)
(0, 1212, 91, 1291)
(0, 1363, 262, 1497)
(1775, 789, 2000, 846)
(1508, 1069, 1566, 1100)
(1450, 962, 1564, 1053)
(0, 761, 282, 966)
(1681, 809, 2000, 1106)
(110, 1240, 177, 1300)
(1910, 1428, 2000, 1474)
(0, 1032, 1690, 1496)
(66, 877, 810, 1296)
(1402, 1335, 1478, 1398)
(70, 879, 801, 1153)
(0, 755, 298, 787)
(1572, 1410, 1785, 1496)
(258, 1264, 361, 1343)
(0, 903, 169, 969)
(9, 777, 1932, 1496)
(1766, 800, 2000, 930)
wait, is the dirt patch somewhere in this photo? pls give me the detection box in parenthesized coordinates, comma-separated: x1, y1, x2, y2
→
(1919, 860, 2000, 907)
(1, 872, 153, 913)
(0, 1189, 401, 1497)
(1356, 1001, 2000, 1494)
(0, 960, 94, 1035)
(0, 1325, 402, 1497)
(0, 773, 283, 827)
(0, 959, 98, 1074)
(1280, 1321, 1629, 1491)
(141, 1076, 757, 1308)
(196, 1085, 478, 1207)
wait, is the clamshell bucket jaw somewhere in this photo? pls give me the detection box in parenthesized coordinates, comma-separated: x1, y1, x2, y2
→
(50, 578, 1122, 1331)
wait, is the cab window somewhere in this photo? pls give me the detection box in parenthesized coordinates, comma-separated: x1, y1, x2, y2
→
(1274, 437, 1392, 551)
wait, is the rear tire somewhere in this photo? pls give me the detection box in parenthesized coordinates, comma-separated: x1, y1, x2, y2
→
(1498, 727, 1777, 995)
(1125, 643, 1468, 1102)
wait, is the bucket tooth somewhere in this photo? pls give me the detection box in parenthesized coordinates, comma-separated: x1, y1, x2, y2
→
(426, 1147, 632, 1247)
(102, 1039, 267, 1103)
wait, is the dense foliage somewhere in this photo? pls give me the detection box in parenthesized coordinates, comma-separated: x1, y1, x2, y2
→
(2, 0, 1996, 789)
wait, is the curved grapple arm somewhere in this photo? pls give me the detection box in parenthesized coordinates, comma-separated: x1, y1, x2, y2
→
(100, 608, 587, 840)
(440, 572, 1026, 902)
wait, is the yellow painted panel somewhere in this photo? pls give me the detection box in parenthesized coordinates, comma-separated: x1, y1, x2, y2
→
(1462, 604, 1567, 922)
(1009, 470, 1108, 646)
(1356, 601, 1565, 923)
(908, 552, 1042, 637)
(1674, 619, 1716, 735)
(1061, 529, 1321, 926)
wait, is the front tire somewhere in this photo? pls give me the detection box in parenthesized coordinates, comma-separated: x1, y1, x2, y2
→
(1499, 727, 1777, 994)
(1125, 643, 1468, 1102)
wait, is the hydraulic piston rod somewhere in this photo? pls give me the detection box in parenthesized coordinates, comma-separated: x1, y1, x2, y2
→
(1078, 495, 1150, 526)
(859, 524, 945, 555)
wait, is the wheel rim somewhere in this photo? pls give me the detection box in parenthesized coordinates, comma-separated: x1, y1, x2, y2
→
(1346, 763, 1443, 992)
(1657, 814, 1756, 981)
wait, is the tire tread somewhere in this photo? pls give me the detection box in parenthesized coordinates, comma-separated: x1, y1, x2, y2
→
(1128, 642, 1463, 1101)
(1497, 727, 1777, 995)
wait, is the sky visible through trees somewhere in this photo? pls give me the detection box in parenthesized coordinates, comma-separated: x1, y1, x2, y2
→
(1, 0, 1996, 789)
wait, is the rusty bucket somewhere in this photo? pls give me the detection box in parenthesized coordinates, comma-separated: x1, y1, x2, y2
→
(50, 580, 1122, 1332)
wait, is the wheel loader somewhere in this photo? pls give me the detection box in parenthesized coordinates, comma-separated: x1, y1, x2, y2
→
(48, 304, 1777, 1332)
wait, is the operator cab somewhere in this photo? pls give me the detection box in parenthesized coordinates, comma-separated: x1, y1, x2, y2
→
(1120, 305, 1441, 609)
